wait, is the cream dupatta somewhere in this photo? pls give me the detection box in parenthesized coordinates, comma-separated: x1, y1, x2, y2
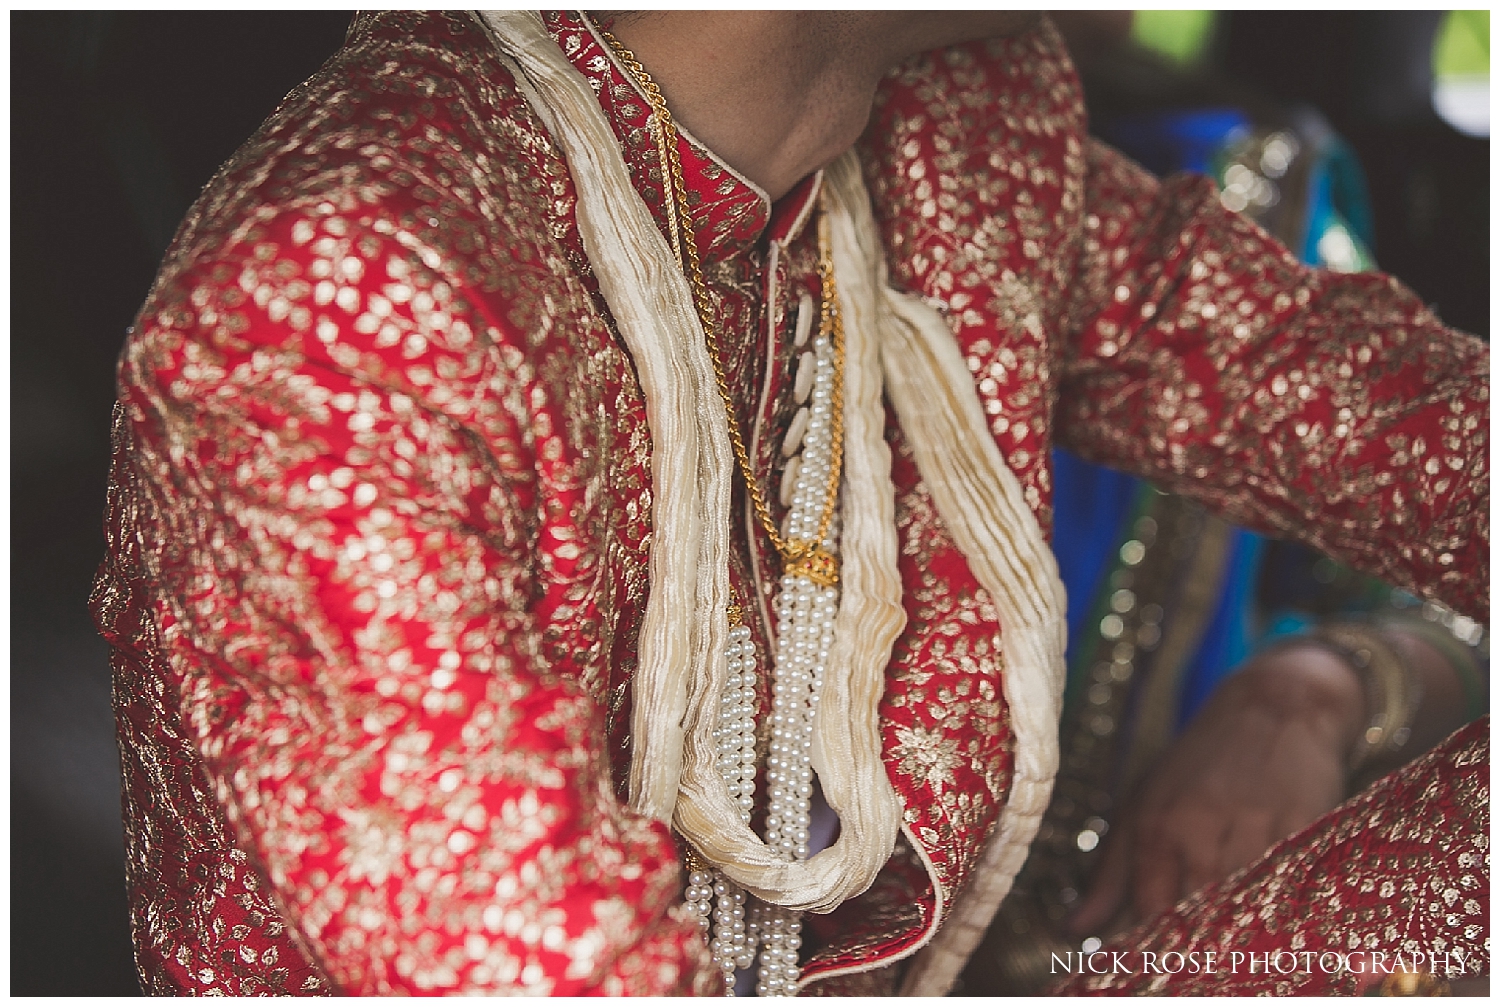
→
(477, 11, 1067, 993)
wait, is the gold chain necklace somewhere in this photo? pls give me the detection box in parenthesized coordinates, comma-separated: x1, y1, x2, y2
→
(600, 29, 845, 587)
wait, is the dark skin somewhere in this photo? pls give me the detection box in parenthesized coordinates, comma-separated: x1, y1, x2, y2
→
(607, 12, 1038, 201)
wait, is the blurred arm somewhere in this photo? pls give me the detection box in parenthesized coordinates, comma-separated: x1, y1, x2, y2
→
(1057, 140, 1488, 623)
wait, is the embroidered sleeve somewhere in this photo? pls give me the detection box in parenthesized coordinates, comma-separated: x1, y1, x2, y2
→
(104, 206, 707, 995)
(1046, 716, 1489, 994)
(1056, 140, 1488, 622)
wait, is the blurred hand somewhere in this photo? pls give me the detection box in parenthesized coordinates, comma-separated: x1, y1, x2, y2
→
(1069, 644, 1365, 936)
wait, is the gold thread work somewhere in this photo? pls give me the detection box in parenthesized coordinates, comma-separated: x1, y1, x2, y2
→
(601, 29, 845, 585)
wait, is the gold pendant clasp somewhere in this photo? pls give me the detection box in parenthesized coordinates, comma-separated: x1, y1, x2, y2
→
(782, 542, 839, 587)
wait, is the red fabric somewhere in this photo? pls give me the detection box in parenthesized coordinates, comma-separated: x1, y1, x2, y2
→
(1049, 718, 1490, 994)
(91, 11, 1487, 995)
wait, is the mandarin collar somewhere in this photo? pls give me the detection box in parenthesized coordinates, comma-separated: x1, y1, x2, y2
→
(544, 11, 821, 258)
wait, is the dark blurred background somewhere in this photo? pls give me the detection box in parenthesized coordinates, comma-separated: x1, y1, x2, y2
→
(11, 13, 353, 994)
(9, 11, 1487, 995)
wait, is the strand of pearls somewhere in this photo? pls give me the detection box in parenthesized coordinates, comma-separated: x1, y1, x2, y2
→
(695, 297, 840, 996)
(705, 624, 759, 992)
(754, 905, 805, 997)
(710, 874, 754, 988)
(764, 577, 836, 863)
(755, 311, 839, 996)
(718, 624, 760, 825)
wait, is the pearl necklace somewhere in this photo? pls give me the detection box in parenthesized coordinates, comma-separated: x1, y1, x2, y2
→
(599, 30, 846, 997)
(687, 289, 841, 996)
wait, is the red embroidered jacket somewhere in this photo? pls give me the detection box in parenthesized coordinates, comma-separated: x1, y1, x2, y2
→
(91, 11, 1488, 996)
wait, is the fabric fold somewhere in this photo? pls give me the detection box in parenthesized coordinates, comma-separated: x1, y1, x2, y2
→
(478, 10, 905, 914)
(477, 11, 1066, 978)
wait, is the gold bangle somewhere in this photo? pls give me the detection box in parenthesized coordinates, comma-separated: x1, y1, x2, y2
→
(1377, 612, 1488, 722)
(1310, 622, 1419, 772)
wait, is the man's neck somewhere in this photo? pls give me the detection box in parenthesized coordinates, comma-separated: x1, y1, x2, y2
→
(605, 12, 1037, 203)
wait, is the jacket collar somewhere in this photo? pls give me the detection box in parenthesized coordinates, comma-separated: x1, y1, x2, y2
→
(545, 11, 820, 260)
